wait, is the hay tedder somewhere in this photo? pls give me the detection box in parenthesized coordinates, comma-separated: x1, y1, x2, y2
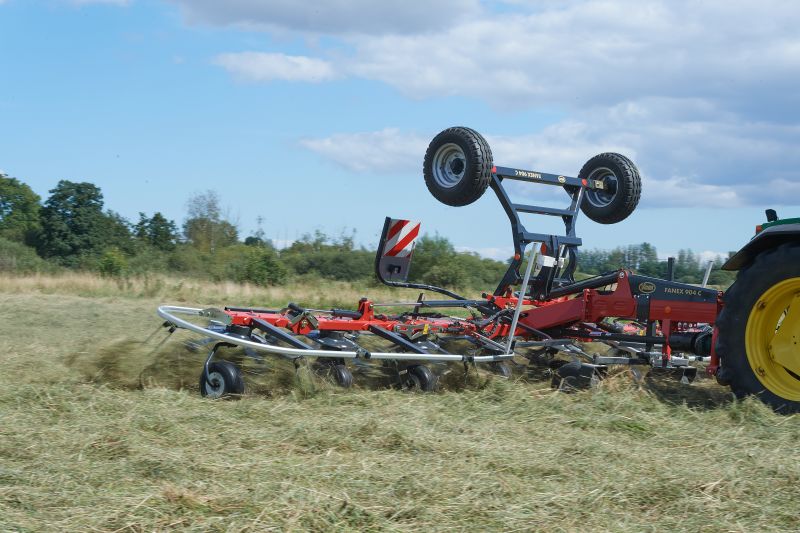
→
(158, 127, 800, 413)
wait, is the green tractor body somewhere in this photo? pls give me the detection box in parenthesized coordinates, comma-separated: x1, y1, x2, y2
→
(723, 215, 800, 271)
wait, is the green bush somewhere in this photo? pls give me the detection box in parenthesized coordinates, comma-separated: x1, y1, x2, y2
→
(0, 238, 57, 274)
(283, 248, 373, 281)
(125, 245, 171, 275)
(279, 231, 373, 282)
(166, 244, 207, 275)
(421, 263, 467, 289)
(215, 244, 287, 286)
(97, 248, 128, 277)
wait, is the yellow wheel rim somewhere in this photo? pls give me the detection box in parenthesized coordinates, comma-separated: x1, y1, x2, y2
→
(745, 277, 800, 400)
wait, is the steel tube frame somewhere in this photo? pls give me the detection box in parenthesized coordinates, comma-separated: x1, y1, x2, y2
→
(505, 243, 540, 353)
(157, 305, 516, 363)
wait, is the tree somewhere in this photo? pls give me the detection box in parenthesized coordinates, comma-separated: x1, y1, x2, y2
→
(0, 174, 41, 244)
(37, 180, 132, 265)
(135, 211, 178, 251)
(182, 191, 238, 252)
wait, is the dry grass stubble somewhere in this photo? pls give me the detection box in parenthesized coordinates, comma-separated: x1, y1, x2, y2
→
(1, 276, 799, 531)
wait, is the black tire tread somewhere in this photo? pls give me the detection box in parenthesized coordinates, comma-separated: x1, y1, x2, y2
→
(199, 361, 245, 398)
(716, 242, 800, 413)
(407, 364, 437, 392)
(423, 126, 493, 207)
(578, 152, 641, 224)
(332, 364, 354, 388)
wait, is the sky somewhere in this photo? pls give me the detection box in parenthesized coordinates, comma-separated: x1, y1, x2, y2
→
(1, 0, 799, 262)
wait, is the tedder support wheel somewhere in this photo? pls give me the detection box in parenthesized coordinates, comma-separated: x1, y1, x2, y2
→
(717, 243, 800, 413)
(550, 361, 604, 392)
(423, 127, 493, 207)
(199, 361, 245, 399)
(403, 364, 437, 392)
(331, 364, 354, 388)
(578, 153, 641, 224)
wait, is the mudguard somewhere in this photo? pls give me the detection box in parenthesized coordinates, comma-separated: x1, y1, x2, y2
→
(723, 222, 800, 271)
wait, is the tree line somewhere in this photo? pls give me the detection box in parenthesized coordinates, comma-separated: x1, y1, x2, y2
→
(0, 173, 735, 288)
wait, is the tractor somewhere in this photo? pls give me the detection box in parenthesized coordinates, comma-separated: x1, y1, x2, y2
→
(716, 210, 800, 412)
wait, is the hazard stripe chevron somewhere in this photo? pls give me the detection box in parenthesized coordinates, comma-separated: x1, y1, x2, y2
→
(386, 219, 408, 241)
(383, 219, 420, 258)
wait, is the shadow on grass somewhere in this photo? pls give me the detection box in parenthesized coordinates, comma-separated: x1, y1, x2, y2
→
(642, 370, 735, 410)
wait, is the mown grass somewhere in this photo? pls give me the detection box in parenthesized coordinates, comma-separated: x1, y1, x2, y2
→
(1, 275, 799, 532)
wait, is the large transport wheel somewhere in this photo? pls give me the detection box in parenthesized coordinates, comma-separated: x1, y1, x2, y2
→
(578, 153, 641, 224)
(717, 243, 800, 413)
(423, 127, 493, 207)
(199, 361, 245, 398)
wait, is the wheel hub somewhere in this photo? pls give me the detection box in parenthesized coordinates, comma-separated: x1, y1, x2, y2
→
(768, 293, 800, 375)
(746, 278, 800, 400)
(432, 143, 466, 188)
(584, 167, 618, 208)
(204, 371, 225, 398)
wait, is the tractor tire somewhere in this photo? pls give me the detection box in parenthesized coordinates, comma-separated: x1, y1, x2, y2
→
(423, 127, 493, 207)
(716, 243, 800, 413)
(199, 361, 245, 398)
(578, 153, 641, 224)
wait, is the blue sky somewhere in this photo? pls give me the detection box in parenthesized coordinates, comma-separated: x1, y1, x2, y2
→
(1, 0, 799, 262)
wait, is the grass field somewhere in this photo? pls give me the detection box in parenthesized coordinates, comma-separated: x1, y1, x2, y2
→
(1, 273, 799, 532)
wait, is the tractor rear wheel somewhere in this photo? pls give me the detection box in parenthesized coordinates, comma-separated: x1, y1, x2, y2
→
(578, 153, 641, 224)
(424, 127, 493, 207)
(717, 243, 800, 413)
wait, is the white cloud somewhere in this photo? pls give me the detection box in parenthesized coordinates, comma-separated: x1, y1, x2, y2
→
(213, 52, 336, 83)
(197, 1, 800, 118)
(343, 2, 800, 115)
(169, 0, 480, 35)
(190, 1, 800, 207)
(298, 96, 800, 208)
(300, 128, 427, 172)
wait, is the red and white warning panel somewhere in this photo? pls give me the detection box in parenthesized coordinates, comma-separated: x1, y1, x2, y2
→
(382, 219, 421, 258)
(376, 218, 421, 282)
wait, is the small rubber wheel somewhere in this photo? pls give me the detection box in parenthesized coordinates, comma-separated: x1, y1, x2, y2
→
(403, 364, 437, 392)
(423, 127, 493, 207)
(199, 361, 245, 398)
(578, 153, 641, 224)
(550, 361, 601, 392)
(331, 364, 354, 388)
(717, 243, 800, 413)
